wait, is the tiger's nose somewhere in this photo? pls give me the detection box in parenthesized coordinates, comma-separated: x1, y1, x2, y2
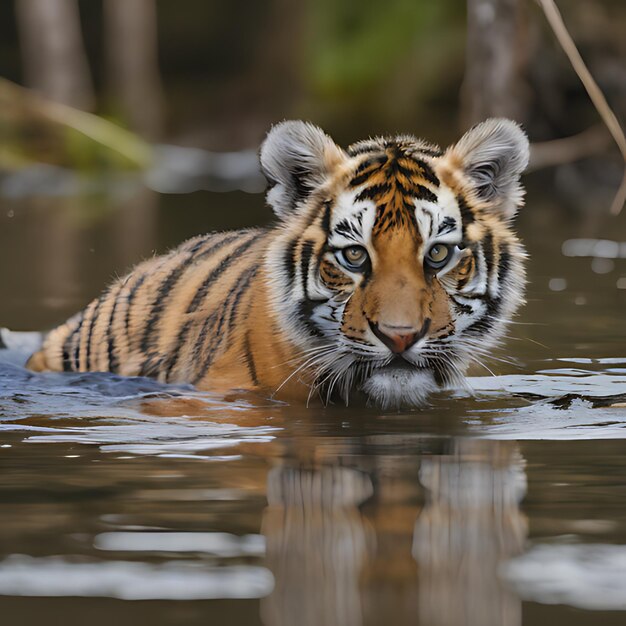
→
(368, 319, 431, 354)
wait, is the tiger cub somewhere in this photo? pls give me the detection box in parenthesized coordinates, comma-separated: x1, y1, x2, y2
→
(27, 119, 529, 408)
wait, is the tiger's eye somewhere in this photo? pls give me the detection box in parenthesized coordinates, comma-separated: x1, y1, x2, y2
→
(337, 245, 369, 271)
(425, 244, 451, 269)
(344, 246, 366, 263)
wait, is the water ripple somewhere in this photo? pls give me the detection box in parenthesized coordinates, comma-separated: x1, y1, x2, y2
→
(0, 555, 274, 600)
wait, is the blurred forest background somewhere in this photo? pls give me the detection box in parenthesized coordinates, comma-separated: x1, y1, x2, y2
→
(2, 0, 626, 166)
(0, 0, 625, 331)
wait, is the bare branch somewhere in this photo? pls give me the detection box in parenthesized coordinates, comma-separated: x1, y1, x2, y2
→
(536, 0, 626, 215)
(528, 125, 611, 171)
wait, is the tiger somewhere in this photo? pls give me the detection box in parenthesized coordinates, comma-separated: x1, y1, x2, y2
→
(26, 118, 529, 408)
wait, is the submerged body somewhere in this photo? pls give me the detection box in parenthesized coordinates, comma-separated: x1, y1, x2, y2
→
(28, 119, 529, 408)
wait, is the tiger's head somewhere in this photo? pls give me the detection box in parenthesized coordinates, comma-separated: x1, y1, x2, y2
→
(261, 119, 529, 408)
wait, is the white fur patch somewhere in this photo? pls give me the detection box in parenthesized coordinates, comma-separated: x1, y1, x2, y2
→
(361, 367, 438, 409)
(414, 195, 462, 247)
(328, 190, 377, 248)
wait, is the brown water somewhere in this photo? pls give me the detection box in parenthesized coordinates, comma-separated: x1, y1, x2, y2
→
(1, 175, 626, 625)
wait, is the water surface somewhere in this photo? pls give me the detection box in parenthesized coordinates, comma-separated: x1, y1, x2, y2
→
(0, 179, 625, 625)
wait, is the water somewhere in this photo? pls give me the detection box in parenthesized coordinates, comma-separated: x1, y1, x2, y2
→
(0, 178, 625, 625)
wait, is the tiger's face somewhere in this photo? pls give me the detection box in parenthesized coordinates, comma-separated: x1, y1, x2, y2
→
(261, 120, 529, 408)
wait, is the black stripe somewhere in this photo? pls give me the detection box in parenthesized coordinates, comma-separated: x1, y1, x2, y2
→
(333, 219, 361, 240)
(106, 285, 124, 373)
(62, 318, 81, 372)
(394, 160, 423, 181)
(138, 351, 166, 378)
(290, 164, 311, 202)
(498, 241, 511, 286)
(464, 231, 500, 335)
(355, 182, 391, 202)
(296, 300, 324, 338)
(140, 252, 199, 353)
(457, 193, 475, 237)
(112, 273, 140, 369)
(193, 264, 260, 383)
(451, 291, 487, 302)
(349, 161, 388, 186)
(398, 178, 436, 202)
(450, 297, 474, 315)
(107, 303, 120, 373)
(297, 241, 331, 339)
(243, 331, 259, 386)
(71, 313, 84, 371)
(84, 298, 103, 370)
(62, 332, 74, 372)
(436, 327, 455, 340)
(321, 201, 332, 234)
(373, 203, 394, 234)
(482, 230, 494, 283)
(283, 236, 299, 287)
(349, 169, 378, 188)
(394, 178, 413, 197)
(164, 320, 191, 380)
(187, 233, 259, 314)
(140, 233, 238, 353)
(403, 200, 420, 231)
(354, 154, 388, 175)
(465, 299, 498, 336)
(464, 246, 508, 337)
(222, 264, 260, 334)
(420, 203, 435, 238)
(190, 310, 218, 367)
(300, 239, 315, 298)
(124, 272, 148, 342)
(438, 216, 457, 235)
(463, 236, 508, 337)
(414, 185, 438, 204)
(165, 235, 262, 379)
(412, 158, 440, 187)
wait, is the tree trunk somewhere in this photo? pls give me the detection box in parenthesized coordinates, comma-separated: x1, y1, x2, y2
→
(103, 0, 165, 141)
(15, 0, 95, 111)
(461, 0, 529, 128)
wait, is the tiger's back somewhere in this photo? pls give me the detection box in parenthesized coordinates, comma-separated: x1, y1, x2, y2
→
(27, 227, 287, 392)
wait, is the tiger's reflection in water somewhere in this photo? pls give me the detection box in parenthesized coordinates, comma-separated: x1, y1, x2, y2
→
(260, 439, 526, 626)
(261, 464, 375, 626)
(412, 441, 527, 626)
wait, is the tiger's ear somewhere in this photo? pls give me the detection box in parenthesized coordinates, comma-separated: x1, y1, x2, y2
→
(447, 118, 529, 217)
(259, 121, 346, 218)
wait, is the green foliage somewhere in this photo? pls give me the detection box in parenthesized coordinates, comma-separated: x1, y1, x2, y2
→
(306, 0, 459, 96)
(0, 78, 152, 172)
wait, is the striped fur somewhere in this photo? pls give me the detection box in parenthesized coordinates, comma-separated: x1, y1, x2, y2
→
(27, 119, 529, 408)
